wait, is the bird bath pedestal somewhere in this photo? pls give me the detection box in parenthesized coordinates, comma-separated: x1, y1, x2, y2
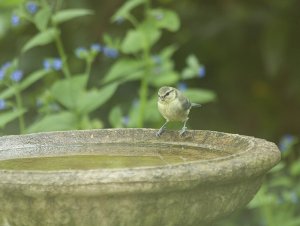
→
(0, 129, 280, 226)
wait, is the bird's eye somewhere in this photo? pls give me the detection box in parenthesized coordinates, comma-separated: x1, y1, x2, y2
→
(165, 92, 170, 96)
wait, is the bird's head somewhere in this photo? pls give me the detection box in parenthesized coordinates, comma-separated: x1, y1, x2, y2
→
(158, 86, 177, 104)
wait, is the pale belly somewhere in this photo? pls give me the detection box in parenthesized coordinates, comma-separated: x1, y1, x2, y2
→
(158, 101, 190, 122)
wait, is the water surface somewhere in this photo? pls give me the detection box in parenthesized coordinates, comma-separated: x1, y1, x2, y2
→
(0, 143, 230, 170)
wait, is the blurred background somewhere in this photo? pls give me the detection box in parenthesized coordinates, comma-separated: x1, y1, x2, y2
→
(0, 0, 299, 225)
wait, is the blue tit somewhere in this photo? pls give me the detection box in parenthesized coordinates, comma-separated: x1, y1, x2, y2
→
(156, 86, 201, 137)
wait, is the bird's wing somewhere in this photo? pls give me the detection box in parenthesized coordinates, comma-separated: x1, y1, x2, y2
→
(178, 94, 192, 111)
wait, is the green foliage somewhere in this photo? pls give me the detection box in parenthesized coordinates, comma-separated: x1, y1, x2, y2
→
(0, 0, 215, 135)
(34, 7, 52, 31)
(22, 28, 59, 52)
(217, 136, 300, 226)
(149, 8, 180, 32)
(52, 9, 94, 25)
(0, 109, 26, 128)
(27, 112, 77, 133)
(183, 89, 216, 104)
(111, 0, 144, 22)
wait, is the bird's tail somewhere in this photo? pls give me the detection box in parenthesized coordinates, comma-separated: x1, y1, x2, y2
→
(191, 103, 201, 108)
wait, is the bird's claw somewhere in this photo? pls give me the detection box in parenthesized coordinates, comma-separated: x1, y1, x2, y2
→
(156, 127, 165, 137)
(179, 127, 187, 136)
(156, 128, 165, 137)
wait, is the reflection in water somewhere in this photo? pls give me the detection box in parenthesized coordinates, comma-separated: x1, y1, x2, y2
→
(0, 143, 231, 171)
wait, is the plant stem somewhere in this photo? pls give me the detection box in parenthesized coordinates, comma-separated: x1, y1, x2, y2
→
(137, 0, 152, 128)
(84, 59, 93, 88)
(138, 64, 149, 128)
(14, 85, 25, 134)
(53, 29, 78, 112)
(54, 34, 71, 79)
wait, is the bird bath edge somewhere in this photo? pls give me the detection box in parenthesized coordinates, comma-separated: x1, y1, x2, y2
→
(0, 129, 281, 226)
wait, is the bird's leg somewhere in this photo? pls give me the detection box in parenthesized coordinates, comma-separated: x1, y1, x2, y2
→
(156, 120, 169, 137)
(179, 118, 189, 136)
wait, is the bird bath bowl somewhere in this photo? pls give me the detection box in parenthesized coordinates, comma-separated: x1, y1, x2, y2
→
(0, 129, 280, 226)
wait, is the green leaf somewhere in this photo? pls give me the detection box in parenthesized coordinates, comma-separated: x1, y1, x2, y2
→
(140, 21, 161, 47)
(187, 54, 200, 69)
(182, 55, 203, 79)
(144, 95, 162, 123)
(128, 104, 139, 127)
(0, 109, 26, 128)
(248, 187, 277, 208)
(0, 0, 22, 8)
(269, 162, 285, 173)
(76, 83, 118, 114)
(160, 45, 178, 59)
(0, 69, 49, 99)
(290, 160, 300, 176)
(103, 33, 114, 47)
(121, 30, 143, 53)
(269, 176, 293, 188)
(79, 116, 103, 129)
(149, 71, 179, 87)
(150, 9, 180, 32)
(182, 68, 196, 80)
(102, 59, 144, 84)
(50, 75, 87, 110)
(52, 9, 94, 24)
(34, 7, 52, 31)
(109, 105, 123, 128)
(27, 112, 77, 133)
(183, 88, 216, 104)
(22, 28, 59, 53)
(121, 23, 161, 53)
(111, 0, 144, 22)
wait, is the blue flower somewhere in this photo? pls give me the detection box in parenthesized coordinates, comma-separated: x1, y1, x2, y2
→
(198, 66, 206, 78)
(75, 47, 88, 59)
(122, 116, 130, 126)
(115, 16, 124, 24)
(103, 47, 119, 59)
(90, 43, 102, 53)
(2, 62, 12, 71)
(26, 1, 38, 14)
(11, 70, 23, 82)
(178, 82, 188, 91)
(279, 134, 295, 152)
(53, 58, 62, 71)
(43, 59, 51, 71)
(11, 14, 20, 26)
(43, 58, 62, 71)
(0, 99, 6, 110)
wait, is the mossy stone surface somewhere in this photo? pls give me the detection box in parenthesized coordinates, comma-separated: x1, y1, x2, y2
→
(0, 129, 280, 226)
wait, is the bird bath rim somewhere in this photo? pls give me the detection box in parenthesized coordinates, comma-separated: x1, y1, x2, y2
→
(0, 129, 280, 195)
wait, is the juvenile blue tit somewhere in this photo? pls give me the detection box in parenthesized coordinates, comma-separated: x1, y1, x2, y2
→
(156, 86, 201, 137)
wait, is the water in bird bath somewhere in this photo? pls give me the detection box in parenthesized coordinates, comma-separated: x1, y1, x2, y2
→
(0, 143, 231, 171)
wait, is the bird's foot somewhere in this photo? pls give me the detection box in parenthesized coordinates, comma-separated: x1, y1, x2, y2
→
(179, 126, 187, 136)
(156, 127, 165, 137)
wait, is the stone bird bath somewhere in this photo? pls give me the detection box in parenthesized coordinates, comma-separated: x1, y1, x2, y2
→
(0, 129, 280, 226)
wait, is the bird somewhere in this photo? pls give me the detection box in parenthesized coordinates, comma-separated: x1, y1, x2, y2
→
(156, 86, 201, 137)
